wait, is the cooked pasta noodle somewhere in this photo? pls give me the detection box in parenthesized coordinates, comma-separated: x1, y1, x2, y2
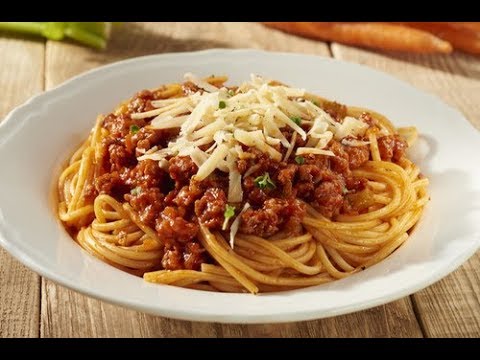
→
(57, 74, 429, 294)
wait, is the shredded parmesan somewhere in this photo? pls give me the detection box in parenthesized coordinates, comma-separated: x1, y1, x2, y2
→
(230, 202, 251, 248)
(184, 72, 219, 93)
(135, 73, 372, 204)
(296, 147, 335, 156)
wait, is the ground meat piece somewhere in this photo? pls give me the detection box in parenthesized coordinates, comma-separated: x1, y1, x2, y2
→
(344, 145, 370, 169)
(168, 156, 198, 188)
(377, 135, 408, 163)
(345, 176, 368, 192)
(183, 242, 205, 270)
(122, 159, 165, 190)
(235, 149, 281, 178)
(173, 184, 203, 208)
(295, 182, 315, 200)
(277, 164, 297, 197)
(161, 243, 205, 271)
(243, 176, 268, 205)
(182, 81, 201, 95)
(125, 187, 164, 228)
(323, 101, 347, 122)
(161, 245, 183, 270)
(155, 206, 199, 245)
(108, 142, 135, 172)
(240, 198, 306, 238)
(103, 113, 146, 139)
(94, 171, 129, 199)
(314, 180, 345, 218)
(298, 164, 322, 184)
(329, 141, 350, 176)
(83, 182, 98, 204)
(236, 158, 249, 174)
(128, 90, 155, 114)
(194, 188, 227, 229)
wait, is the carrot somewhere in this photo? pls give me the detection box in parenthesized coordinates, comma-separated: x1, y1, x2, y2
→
(263, 22, 453, 54)
(452, 22, 480, 33)
(404, 22, 480, 55)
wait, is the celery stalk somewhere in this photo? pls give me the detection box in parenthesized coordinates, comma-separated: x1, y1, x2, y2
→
(0, 22, 45, 36)
(64, 26, 106, 49)
(0, 22, 113, 49)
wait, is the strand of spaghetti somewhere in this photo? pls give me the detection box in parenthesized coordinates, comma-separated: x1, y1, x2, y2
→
(92, 228, 144, 245)
(206, 229, 333, 286)
(58, 161, 80, 201)
(92, 219, 131, 232)
(369, 132, 382, 162)
(236, 235, 321, 275)
(316, 243, 358, 279)
(77, 228, 145, 276)
(209, 282, 247, 293)
(269, 233, 313, 249)
(324, 245, 356, 272)
(68, 147, 94, 212)
(123, 203, 162, 246)
(232, 250, 283, 272)
(59, 204, 94, 223)
(69, 139, 89, 164)
(363, 233, 410, 268)
(187, 284, 217, 292)
(305, 224, 380, 254)
(145, 270, 242, 287)
(199, 226, 259, 293)
(82, 227, 159, 269)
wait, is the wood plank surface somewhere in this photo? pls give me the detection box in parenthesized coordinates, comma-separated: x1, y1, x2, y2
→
(41, 22, 423, 338)
(331, 44, 480, 337)
(0, 35, 45, 338)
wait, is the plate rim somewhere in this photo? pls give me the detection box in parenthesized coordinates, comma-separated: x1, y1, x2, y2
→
(0, 48, 479, 324)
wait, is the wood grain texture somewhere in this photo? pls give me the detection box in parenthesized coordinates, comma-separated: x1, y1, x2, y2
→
(0, 35, 44, 338)
(39, 22, 425, 338)
(331, 43, 480, 337)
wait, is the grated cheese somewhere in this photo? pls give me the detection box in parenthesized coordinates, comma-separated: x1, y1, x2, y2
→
(230, 203, 251, 248)
(134, 73, 372, 204)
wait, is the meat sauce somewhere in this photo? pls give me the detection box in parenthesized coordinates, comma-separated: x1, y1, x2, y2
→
(88, 88, 408, 271)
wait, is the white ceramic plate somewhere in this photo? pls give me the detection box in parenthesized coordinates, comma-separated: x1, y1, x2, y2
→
(1, 49, 479, 324)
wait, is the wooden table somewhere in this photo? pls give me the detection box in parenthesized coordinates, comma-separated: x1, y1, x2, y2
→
(1, 22, 479, 338)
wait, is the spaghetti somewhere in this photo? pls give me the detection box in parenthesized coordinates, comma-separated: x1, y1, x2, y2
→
(57, 74, 429, 294)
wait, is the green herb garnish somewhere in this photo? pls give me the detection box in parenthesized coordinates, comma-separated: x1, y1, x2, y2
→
(295, 156, 305, 165)
(290, 116, 302, 126)
(222, 204, 236, 230)
(130, 187, 141, 196)
(254, 173, 276, 190)
(130, 125, 140, 134)
(219, 100, 227, 109)
(342, 187, 349, 195)
(228, 89, 235, 97)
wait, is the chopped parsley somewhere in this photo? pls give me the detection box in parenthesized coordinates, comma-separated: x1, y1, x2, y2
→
(254, 173, 276, 190)
(222, 204, 236, 230)
(130, 125, 140, 134)
(219, 100, 227, 109)
(290, 116, 302, 126)
(227, 89, 235, 97)
(342, 187, 349, 195)
(130, 187, 141, 196)
(294, 156, 305, 165)
(311, 100, 320, 107)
